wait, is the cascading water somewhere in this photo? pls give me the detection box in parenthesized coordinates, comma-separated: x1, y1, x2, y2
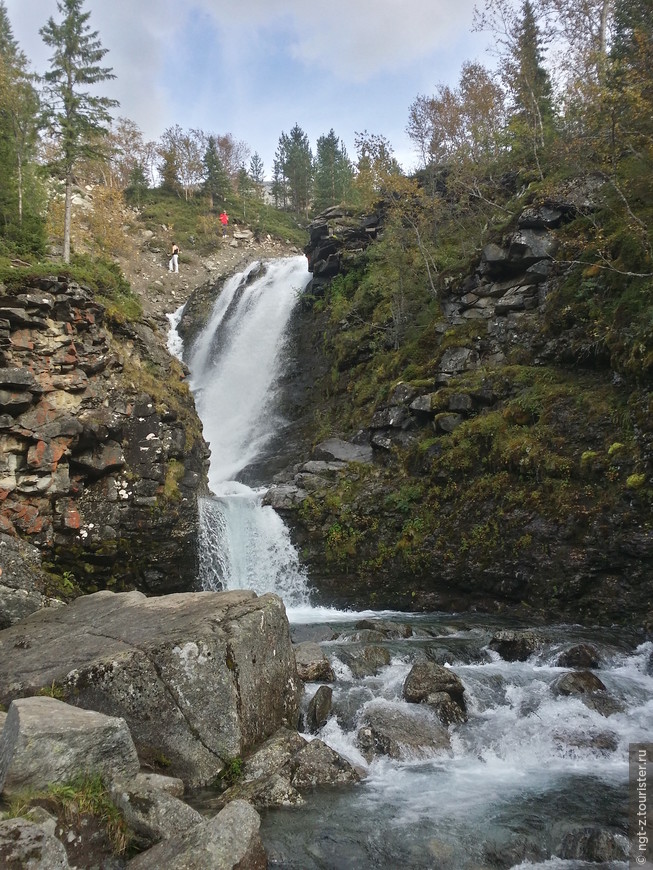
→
(169, 257, 652, 869)
(171, 256, 312, 606)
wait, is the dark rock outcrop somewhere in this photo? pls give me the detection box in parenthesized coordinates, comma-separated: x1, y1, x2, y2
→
(277, 187, 648, 627)
(0, 276, 209, 605)
(304, 207, 382, 294)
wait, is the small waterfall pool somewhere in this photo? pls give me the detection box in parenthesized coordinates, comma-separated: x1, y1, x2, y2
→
(169, 257, 652, 869)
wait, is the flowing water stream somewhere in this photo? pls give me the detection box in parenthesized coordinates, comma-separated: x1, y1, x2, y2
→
(169, 257, 652, 870)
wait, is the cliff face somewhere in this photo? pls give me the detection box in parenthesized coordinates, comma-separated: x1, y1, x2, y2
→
(267, 190, 652, 626)
(0, 275, 209, 605)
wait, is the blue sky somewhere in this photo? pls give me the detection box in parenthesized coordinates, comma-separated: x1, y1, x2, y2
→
(5, 0, 492, 178)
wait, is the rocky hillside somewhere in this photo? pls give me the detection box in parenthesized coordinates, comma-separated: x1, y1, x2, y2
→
(265, 184, 652, 627)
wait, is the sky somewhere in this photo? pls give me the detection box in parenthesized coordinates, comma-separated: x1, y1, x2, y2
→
(4, 0, 492, 179)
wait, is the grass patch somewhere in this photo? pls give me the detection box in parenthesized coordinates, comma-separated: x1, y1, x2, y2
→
(0, 253, 142, 323)
(1, 774, 130, 856)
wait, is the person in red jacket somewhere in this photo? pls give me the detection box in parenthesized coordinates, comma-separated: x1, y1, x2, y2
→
(219, 211, 229, 236)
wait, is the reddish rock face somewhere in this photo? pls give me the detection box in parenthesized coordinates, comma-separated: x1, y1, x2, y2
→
(0, 277, 209, 600)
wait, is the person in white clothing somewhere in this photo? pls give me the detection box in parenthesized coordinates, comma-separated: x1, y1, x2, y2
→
(169, 243, 179, 273)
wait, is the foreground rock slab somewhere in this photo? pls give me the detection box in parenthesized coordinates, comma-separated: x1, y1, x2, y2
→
(0, 696, 139, 798)
(0, 589, 301, 787)
(127, 799, 267, 870)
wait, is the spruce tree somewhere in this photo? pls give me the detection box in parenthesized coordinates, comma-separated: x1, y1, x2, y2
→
(271, 153, 287, 209)
(0, 1, 43, 253)
(40, 0, 118, 262)
(249, 152, 264, 185)
(313, 129, 353, 212)
(237, 164, 252, 219)
(276, 124, 313, 216)
(507, 0, 555, 168)
(203, 135, 231, 210)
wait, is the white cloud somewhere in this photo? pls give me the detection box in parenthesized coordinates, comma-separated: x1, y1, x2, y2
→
(197, 0, 480, 81)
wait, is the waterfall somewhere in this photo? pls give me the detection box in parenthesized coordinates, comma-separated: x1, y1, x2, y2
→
(176, 256, 312, 606)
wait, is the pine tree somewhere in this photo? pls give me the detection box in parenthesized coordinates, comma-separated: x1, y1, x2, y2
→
(248, 152, 265, 201)
(237, 164, 252, 219)
(125, 163, 148, 207)
(40, 0, 118, 262)
(271, 154, 287, 209)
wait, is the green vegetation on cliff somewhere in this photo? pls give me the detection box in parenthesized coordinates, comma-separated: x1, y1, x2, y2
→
(291, 0, 652, 623)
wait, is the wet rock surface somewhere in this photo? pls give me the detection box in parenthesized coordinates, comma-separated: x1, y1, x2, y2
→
(357, 704, 451, 762)
(294, 641, 335, 682)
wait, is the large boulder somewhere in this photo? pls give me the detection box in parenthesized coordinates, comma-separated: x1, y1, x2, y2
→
(289, 738, 360, 789)
(553, 670, 606, 695)
(311, 438, 373, 464)
(0, 696, 139, 798)
(489, 630, 541, 661)
(338, 645, 391, 678)
(552, 670, 623, 717)
(305, 684, 333, 733)
(555, 643, 603, 669)
(127, 799, 267, 870)
(0, 589, 301, 787)
(403, 662, 465, 704)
